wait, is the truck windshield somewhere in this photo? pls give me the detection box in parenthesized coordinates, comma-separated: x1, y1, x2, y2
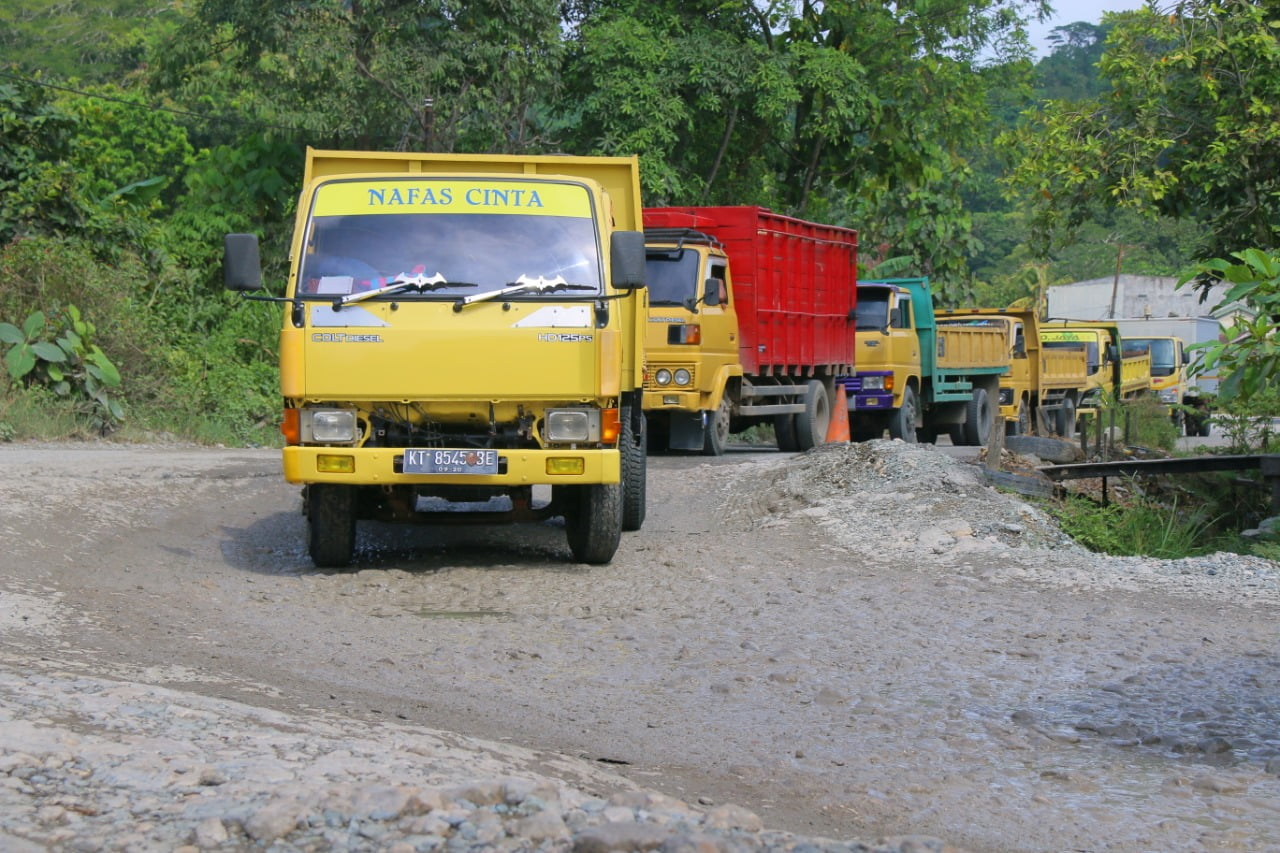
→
(854, 289, 890, 330)
(1128, 338, 1177, 376)
(297, 178, 602, 298)
(644, 249, 700, 306)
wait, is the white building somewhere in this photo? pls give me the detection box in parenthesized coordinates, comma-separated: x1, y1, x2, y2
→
(1046, 274, 1247, 325)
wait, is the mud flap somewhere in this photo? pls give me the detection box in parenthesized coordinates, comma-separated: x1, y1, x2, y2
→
(668, 410, 706, 451)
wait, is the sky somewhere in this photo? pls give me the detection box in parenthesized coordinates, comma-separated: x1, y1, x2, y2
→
(1026, 0, 1149, 56)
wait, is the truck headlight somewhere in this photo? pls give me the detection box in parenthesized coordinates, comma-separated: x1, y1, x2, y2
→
(862, 376, 885, 391)
(655, 369, 673, 386)
(1159, 389, 1178, 404)
(546, 408, 601, 442)
(674, 368, 691, 386)
(302, 408, 357, 443)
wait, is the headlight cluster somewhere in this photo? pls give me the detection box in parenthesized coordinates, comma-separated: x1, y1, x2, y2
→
(861, 376, 885, 391)
(653, 368, 693, 387)
(1159, 389, 1179, 404)
(545, 408, 601, 442)
(301, 408, 358, 443)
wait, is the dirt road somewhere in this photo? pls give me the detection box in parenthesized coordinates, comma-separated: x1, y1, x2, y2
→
(2, 440, 1279, 851)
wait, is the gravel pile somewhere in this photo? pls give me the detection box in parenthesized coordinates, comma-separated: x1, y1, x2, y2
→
(724, 439, 1280, 607)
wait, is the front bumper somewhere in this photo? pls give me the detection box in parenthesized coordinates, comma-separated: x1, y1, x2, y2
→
(283, 446, 620, 486)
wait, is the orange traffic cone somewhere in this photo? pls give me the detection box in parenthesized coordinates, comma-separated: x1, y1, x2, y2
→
(826, 382, 851, 443)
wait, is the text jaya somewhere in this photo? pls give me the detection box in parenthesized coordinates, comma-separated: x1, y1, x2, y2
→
(366, 186, 545, 209)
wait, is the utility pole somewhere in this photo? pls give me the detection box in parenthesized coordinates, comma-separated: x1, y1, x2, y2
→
(1108, 243, 1139, 318)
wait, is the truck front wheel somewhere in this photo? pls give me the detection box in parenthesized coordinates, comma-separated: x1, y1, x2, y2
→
(563, 483, 622, 564)
(307, 484, 357, 569)
(889, 386, 918, 443)
(703, 397, 732, 456)
(1056, 396, 1077, 438)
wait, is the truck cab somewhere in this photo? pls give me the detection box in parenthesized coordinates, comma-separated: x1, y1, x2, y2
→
(1041, 321, 1151, 415)
(848, 279, 1008, 445)
(223, 149, 649, 567)
(641, 229, 744, 452)
(1123, 335, 1189, 426)
(850, 282, 921, 439)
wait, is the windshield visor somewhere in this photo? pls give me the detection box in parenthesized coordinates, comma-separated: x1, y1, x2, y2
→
(297, 178, 602, 297)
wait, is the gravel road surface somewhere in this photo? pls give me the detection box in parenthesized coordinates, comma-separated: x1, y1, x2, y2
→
(1, 439, 1278, 851)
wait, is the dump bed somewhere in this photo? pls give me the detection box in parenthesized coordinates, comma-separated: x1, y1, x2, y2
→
(643, 206, 857, 374)
(938, 309, 1088, 391)
(935, 325, 1009, 370)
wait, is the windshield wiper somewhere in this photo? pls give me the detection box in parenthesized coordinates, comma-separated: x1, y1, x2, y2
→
(452, 274, 595, 311)
(334, 272, 476, 308)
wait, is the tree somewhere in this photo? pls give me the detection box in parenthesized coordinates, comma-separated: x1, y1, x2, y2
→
(1003, 2, 1280, 271)
(156, 0, 564, 153)
(559, 0, 1052, 299)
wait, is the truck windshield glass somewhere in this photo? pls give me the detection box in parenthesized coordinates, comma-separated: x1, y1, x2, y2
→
(1129, 339, 1177, 376)
(298, 179, 601, 298)
(644, 249, 700, 306)
(855, 289, 890, 330)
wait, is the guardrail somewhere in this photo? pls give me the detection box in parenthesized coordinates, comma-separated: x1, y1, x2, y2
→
(1037, 454, 1280, 511)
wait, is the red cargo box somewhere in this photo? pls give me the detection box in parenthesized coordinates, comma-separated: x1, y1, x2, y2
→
(643, 206, 857, 374)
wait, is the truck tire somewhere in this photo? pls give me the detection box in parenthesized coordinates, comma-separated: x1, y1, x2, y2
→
(307, 484, 357, 569)
(621, 407, 647, 531)
(703, 397, 731, 457)
(1056, 396, 1077, 438)
(564, 483, 623, 564)
(1009, 400, 1030, 436)
(888, 386, 918, 443)
(961, 388, 993, 446)
(774, 414, 800, 452)
(796, 380, 831, 451)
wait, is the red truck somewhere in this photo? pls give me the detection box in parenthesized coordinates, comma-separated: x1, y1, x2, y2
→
(641, 206, 858, 454)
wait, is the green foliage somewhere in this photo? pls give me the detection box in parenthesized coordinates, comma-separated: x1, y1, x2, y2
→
(1185, 249, 1280, 406)
(0, 305, 124, 431)
(56, 83, 194, 214)
(1123, 393, 1180, 453)
(1049, 494, 1216, 559)
(0, 1, 177, 82)
(0, 75, 90, 243)
(1004, 1, 1280, 262)
(158, 0, 565, 152)
(158, 304, 281, 445)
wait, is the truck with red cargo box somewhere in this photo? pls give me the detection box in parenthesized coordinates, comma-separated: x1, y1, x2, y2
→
(641, 206, 857, 454)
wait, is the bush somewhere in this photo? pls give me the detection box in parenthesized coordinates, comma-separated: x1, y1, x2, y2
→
(1049, 494, 1218, 559)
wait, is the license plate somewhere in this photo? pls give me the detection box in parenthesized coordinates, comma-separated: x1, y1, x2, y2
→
(403, 448, 499, 475)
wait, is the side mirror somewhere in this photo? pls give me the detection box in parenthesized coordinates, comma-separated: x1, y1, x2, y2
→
(1182, 349, 1191, 365)
(1105, 344, 1119, 363)
(610, 230, 646, 290)
(224, 233, 263, 292)
(703, 278, 721, 306)
(888, 307, 901, 329)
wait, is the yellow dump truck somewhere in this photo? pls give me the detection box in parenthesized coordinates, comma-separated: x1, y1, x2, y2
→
(222, 148, 649, 567)
(1040, 321, 1152, 425)
(937, 309, 1090, 437)
(844, 279, 1009, 444)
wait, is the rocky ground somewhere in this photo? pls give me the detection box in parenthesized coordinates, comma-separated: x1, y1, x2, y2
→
(1, 438, 1278, 852)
